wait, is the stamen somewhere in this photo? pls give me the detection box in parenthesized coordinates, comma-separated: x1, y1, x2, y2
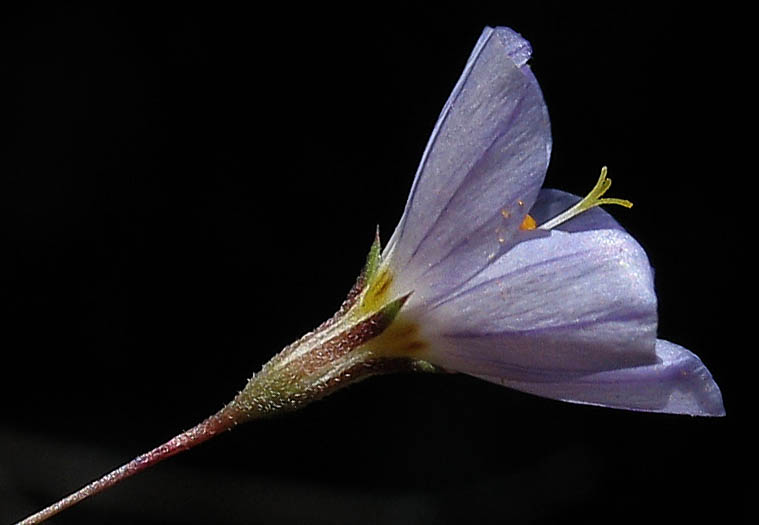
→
(538, 166, 632, 230)
(519, 214, 537, 230)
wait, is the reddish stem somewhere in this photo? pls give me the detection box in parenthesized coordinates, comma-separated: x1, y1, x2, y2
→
(15, 404, 242, 525)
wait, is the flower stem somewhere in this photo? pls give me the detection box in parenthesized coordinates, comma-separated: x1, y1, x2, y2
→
(14, 403, 243, 525)
(15, 248, 418, 524)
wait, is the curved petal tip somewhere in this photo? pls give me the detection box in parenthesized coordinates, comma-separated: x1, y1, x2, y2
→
(474, 339, 725, 417)
(651, 339, 725, 417)
(490, 26, 532, 66)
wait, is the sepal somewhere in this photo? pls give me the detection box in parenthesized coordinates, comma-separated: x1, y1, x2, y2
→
(362, 226, 382, 284)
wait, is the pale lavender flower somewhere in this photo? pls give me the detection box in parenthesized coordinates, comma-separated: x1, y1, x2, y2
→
(16, 24, 723, 525)
(375, 26, 724, 416)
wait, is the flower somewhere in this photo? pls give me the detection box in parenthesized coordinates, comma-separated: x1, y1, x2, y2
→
(17, 24, 724, 525)
(227, 25, 723, 419)
(365, 26, 724, 416)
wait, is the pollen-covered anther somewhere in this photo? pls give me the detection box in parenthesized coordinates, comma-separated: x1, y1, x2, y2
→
(519, 214, 537, 230)
(538, 166, 633, 230)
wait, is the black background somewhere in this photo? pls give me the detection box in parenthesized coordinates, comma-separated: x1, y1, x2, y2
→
(1, 3, 748, 525)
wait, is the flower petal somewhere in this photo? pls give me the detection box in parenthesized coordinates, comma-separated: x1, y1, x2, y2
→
(385, 27, 552, 304)
(413, 228, 658, 379)
(474, 339, 725, 416)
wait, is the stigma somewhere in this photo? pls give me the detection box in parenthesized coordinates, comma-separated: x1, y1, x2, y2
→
(538, 166, 632, 230)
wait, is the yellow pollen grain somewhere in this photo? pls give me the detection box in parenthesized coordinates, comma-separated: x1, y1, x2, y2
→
(501, 209, 511, 219)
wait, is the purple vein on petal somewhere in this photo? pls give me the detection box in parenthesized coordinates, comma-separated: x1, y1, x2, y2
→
(394, 30, 496, 248)
(408, 93, 531, 262)
(422, 247, 597, 314)
(441, 308, 654, 339)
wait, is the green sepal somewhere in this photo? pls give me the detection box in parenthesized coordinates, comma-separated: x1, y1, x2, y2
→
(362, 226, 382, 283)
(336, 228, 384, 318)
(373, 291, 412, 329)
